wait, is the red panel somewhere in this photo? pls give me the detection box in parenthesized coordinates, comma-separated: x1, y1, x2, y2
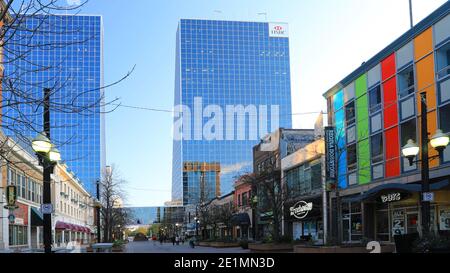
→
(385, 127, 400, 177)
(383, 77, 398, 128)
(381, 53, 396, 81)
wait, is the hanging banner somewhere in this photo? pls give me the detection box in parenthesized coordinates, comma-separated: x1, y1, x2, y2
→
(324, 127, 337, 183)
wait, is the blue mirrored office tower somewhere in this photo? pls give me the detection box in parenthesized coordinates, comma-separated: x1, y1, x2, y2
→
(3, 15, 104, 196)
(172, 20, 293, 205)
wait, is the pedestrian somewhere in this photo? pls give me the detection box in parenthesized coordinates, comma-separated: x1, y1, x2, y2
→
(159, 236, 163, 245)
(175, 235, 180, 245)
(181, 236, 185, 245)
(171, 236, 175, 246)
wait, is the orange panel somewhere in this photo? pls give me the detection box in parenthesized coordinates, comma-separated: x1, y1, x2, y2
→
(417, 86, 437, 114)
(414, 27, 433, 61)
(416, 54, 436, 91)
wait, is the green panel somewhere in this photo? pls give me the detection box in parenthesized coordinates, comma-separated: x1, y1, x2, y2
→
(356, 94, 369, 140)
(355, 74, 367, 98)
(358, 139, 371, 185)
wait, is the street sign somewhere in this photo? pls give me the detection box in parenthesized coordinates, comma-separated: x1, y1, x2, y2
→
(41, 203, 53, 214)
(423, 192, 434, 202)
(8, 214, 15, 224)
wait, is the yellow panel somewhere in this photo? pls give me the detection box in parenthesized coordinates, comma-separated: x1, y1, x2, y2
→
(414, 27, 433, 60)
(416, 54, 436, 91)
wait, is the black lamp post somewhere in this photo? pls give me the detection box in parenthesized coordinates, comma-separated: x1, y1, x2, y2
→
(31, 88, 61, 254)
(251, 195, 258, 241)
(194, 217, 199, 237)
(95, 179, 101, 243)
(401, 93, 449, 235)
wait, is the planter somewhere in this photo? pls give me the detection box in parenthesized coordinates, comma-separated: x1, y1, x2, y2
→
(111, 246, 124, 252)
(209, 242, 240, 248)
(198, 242, 211, 247)
(294, 244, 395, 253)
(249, 243, 293, 253)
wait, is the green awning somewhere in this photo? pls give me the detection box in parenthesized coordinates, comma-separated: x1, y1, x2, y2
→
(31, 207, 43, 226)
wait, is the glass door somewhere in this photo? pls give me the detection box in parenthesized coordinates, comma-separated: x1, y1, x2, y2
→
(342, 215, 351, 243)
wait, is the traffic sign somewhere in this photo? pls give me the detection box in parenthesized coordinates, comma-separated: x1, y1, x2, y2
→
(423, 192, 434, 202)
(8, 214, 15, 224)
(41, 203, 53, 214)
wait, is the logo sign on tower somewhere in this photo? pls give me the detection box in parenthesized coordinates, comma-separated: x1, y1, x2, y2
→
(268, 23, 289, 38)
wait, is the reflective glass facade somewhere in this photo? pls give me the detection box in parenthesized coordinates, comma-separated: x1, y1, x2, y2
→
(3, 15, 104, 195)
(172, 20, 292, 205)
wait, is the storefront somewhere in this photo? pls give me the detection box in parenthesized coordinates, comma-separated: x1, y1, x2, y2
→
(285, 196, 324, 243)
(231, 213, 251, 240)
(342, 179, 450, 243)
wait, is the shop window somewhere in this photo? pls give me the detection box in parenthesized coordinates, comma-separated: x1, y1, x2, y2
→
(370, 113, 382, 133)
(242, 192, 248, 206)
(345, 101, 356, 126)
(371, 133, 384, 163)
(400, 118, 417, 148)
(347, 144, 357, 171)
(369, 85, 382, 113)
(400, 96, 416, 121)
(398, 66, 415, 98)
(376, 210, 390, 242)
(346, 125, 356, 144)
(439, 78, 450, 104)
(436, 42, 450, 79)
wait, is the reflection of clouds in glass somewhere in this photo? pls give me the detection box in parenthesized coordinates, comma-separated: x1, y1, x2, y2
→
(66, 0, 81, 6)
(221, 161, 252, 175)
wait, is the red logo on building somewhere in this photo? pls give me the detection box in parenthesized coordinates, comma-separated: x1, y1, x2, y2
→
(274, 26, 283, 31)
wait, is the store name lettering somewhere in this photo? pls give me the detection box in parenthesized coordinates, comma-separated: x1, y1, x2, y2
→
(380, 193, 402, 203)
(290, 201, 313, 219)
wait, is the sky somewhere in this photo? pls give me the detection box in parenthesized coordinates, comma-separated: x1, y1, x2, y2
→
(73, 0, 448, 207)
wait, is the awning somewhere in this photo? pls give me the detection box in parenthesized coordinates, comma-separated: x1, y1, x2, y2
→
(342, 179, 449, 203)
(30, 207, 44, 227)
(55, 221, 70, 230)
(231, 213, 251, 226)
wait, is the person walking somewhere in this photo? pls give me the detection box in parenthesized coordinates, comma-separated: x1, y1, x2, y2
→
(171, 236, 176, 246)
(175, 235, 180, 245)
(159, 236, 163, 245)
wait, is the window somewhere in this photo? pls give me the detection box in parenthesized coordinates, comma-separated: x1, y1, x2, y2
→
(439, 78, 450, 104)
(400, 96, 415, 121)
(369, 85, 382, 113)
(400, 119, 417, 148)
(345, 102, 356, 125)
(371, 113, 383, 133)
(436, 42, 450, 79)
(242, 192, 248, 206)
(347, 126, 356, 144)
(372, 163, 384, 180)
(238, 194, 241, 207)
(439, 103, 450, 133)
(371, 133, 384, 163)
(398, 66, 415, 98)
(311, 162, 322, 190)
(347, 144, 357, 170)
(9, 225, 28, 246)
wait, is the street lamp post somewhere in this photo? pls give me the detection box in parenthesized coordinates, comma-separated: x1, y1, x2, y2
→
(401, 93, 450, 236)
(251, 195, 258, 241)
(194, 217, 199, 237)
(96, 179, 101, 243)
(32, 88, 61, 254)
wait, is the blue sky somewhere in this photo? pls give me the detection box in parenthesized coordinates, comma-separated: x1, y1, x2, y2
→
(76, 0, 448, 206)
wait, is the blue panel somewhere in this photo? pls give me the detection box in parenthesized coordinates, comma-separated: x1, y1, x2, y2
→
(333, 89, 344, 111)
(335, 109, 347, 189)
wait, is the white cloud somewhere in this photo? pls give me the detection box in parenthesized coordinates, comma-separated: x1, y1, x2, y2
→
(221, 161, 252, 175)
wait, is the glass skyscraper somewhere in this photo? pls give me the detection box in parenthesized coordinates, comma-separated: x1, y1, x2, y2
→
(172, 19, 292, 205)
(3, 15, 104, 196)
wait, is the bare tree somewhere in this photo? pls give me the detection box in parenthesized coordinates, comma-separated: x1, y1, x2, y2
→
(100, 164, 128, 243)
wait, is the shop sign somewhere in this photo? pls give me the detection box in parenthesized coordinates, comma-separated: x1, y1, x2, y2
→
(15, 218, 24, 225)
(290, 201, 313, 219)
(439, 207, 450, 231)
(268, 23, 289, 38)
(324, 127, 336, 183)
(392, 209, 405, 235)
(379, 192, 408, 203)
